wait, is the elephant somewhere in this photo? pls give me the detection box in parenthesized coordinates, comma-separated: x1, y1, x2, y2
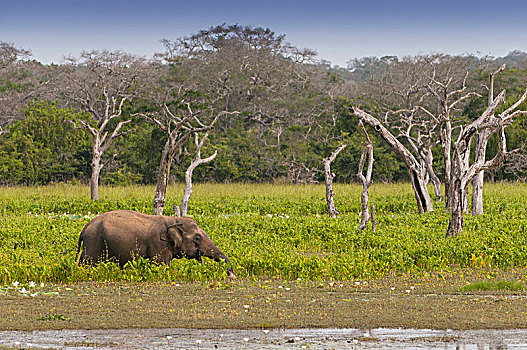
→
(76, 210, 235, 278)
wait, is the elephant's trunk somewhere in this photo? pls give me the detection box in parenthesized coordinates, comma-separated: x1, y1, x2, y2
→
(218, 253, 236, 279)
(207, 245, 236, 279)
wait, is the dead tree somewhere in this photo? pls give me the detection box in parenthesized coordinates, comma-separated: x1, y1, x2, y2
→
(136, 103, 214, 215)
(357, 122, 374, 231)
(63, 50, 146, 200)
(323, 143, 347, 218)
(180, 115, 221, 217)
(471, 64, 505, 215)
(421, 58, 479, 209)
(446, 70, 527, 237)
(350, 106, 434, 214)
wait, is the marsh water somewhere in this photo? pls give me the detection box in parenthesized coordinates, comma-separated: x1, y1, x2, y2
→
(0, 327, 526, 349)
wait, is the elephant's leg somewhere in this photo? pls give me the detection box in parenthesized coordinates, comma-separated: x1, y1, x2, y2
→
(80, 235, 106, 265)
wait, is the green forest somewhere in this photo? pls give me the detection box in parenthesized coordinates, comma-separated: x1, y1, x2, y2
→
(1, 24, 527, 189)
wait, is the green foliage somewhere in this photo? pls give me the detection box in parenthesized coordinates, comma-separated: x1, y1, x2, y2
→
(0, 101, 91, 185)
(1, 183, 527, 284)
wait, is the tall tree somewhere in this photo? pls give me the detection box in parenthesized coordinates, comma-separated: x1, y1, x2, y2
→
(143, 24, 338, 214)
(135, 50, 231, 215)
(62, 50, 147, 200)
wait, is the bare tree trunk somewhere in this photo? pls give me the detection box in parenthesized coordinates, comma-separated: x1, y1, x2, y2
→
(408, 169, 433, 214)
(471, 116, 493, 215)
(181, 133, 218, 217)
(441, 121, 453, 209)
(423, 150, 442, 202)
(90, 151, 102, 201)
(446, 178, 466, 237)
(323, 143, 347, 218)
(357, 142, 374, 230)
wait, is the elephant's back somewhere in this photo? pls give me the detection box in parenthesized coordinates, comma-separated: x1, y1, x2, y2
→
(98, 210, 163, 238)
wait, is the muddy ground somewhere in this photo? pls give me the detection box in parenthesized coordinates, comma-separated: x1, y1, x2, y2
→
(1, 269, 527, 348)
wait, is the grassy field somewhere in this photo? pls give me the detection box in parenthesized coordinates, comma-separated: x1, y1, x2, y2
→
(1, 183, 527, 284)
(1, 182, 527, 331)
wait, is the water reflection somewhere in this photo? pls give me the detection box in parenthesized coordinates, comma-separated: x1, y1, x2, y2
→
(0, 327, 525, 349)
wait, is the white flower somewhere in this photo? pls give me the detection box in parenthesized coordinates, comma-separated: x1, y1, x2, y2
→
(355, 281, 360, 286)
(285, 287, 291, 291)
(29, 281, 36, 288)
(391, 287, 395, 291)
(263, 330, 269, 334)
(196, 339, 202, 344)
(405, 289, 411, 293)
(40, 283, 45, 288)
(244, 305, 250, 309)
(244, 338, 249, 342)
(20, 287, 28, 294)
(12, 281, 19, 287)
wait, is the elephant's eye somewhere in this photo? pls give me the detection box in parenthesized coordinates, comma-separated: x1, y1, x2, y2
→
(193, 234, 202, 243)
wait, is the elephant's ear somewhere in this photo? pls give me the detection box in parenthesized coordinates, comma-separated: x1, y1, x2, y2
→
(161, 225, 183, 247)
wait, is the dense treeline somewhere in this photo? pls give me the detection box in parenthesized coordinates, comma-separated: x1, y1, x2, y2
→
(1, 25, 527, 187)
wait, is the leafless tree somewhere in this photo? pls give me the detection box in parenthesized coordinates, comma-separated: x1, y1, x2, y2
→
(471, 65, 505, 215)
(419, 55, 479, 209)
(348, 56, 437, 213)
(445, 66, 527, 237)
(350, 105, 434, 214)
(357, 122, 374, 231)
(323, 143, 347, 218)
(349, 55, 482, 214)
(62, 50, 148, 200)
(134, 94, 222, 215)
(180, 119, 220, 217)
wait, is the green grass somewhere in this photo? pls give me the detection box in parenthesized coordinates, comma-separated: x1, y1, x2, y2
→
(460, 280, 525, 292)
(1, 183, 527, 284)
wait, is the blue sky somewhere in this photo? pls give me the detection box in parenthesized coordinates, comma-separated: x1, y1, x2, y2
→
(2, 0, 527, 67)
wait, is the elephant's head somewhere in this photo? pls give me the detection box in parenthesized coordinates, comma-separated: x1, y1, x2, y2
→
(163, 217, 236, 279)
